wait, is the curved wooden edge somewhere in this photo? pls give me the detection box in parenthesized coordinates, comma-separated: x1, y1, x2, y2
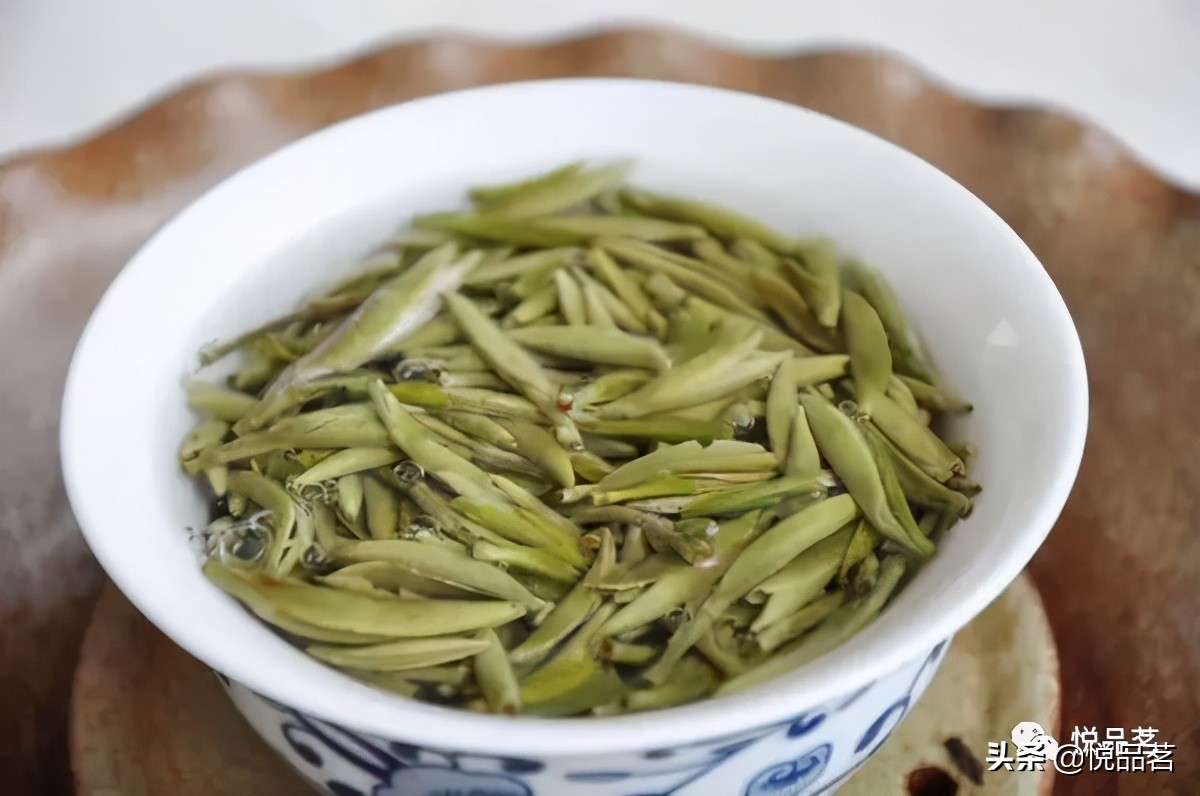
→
(1015, 574, 1062, 796)
(841, 572, 1060, 796)
(1, 31, 1196, 205)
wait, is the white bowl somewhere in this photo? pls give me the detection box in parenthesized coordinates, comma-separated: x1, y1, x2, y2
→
(61, 78, 1087, 796)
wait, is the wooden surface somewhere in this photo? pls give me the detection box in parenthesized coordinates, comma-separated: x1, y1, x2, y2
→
(0, 30, 1196, 795)
(70, 587, 300, 796)
(70, 575, 1058, 796)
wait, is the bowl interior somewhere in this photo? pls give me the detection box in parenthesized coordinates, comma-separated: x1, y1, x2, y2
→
(61, 78, 1086, 756)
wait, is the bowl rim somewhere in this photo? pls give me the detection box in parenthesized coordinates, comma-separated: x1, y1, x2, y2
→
(61, 77, 1088, 757)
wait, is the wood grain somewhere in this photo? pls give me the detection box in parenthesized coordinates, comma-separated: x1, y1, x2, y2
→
(69, 588, 300, 796)
(0, 30, 1196, 795)
(69, 576, 1057, 796)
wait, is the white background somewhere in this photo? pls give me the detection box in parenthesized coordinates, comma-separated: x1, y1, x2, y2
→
(2, 0, 1198, 190)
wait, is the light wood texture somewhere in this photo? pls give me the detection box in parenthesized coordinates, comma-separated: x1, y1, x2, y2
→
(842, 574, 1057, 796)
(0, 30, 1195, 795)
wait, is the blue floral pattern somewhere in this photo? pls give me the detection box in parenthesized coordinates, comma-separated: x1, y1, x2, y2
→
(563, 722, 795, 794)
(739, 638, 948, 796)
(261, 698, 536, 795)
(744, 744, 832, 796)
(220, 638, 951, 796)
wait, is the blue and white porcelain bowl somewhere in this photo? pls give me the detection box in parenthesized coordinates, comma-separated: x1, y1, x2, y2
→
(220, 639, 950, 796)
(61, 79, 1087, 796)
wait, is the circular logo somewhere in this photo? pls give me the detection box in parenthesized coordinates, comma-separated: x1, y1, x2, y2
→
(745, 744, 833, 796)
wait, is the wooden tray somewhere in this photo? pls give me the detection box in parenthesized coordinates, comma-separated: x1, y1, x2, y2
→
(70, 575, 1058, 795)
(1, 30, 1196, 795)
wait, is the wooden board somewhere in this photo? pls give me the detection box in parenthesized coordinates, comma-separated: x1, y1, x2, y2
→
(69, 587, 299, 796)
(0, 30, 1196, 795)
(70, 575, 1057, 796)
